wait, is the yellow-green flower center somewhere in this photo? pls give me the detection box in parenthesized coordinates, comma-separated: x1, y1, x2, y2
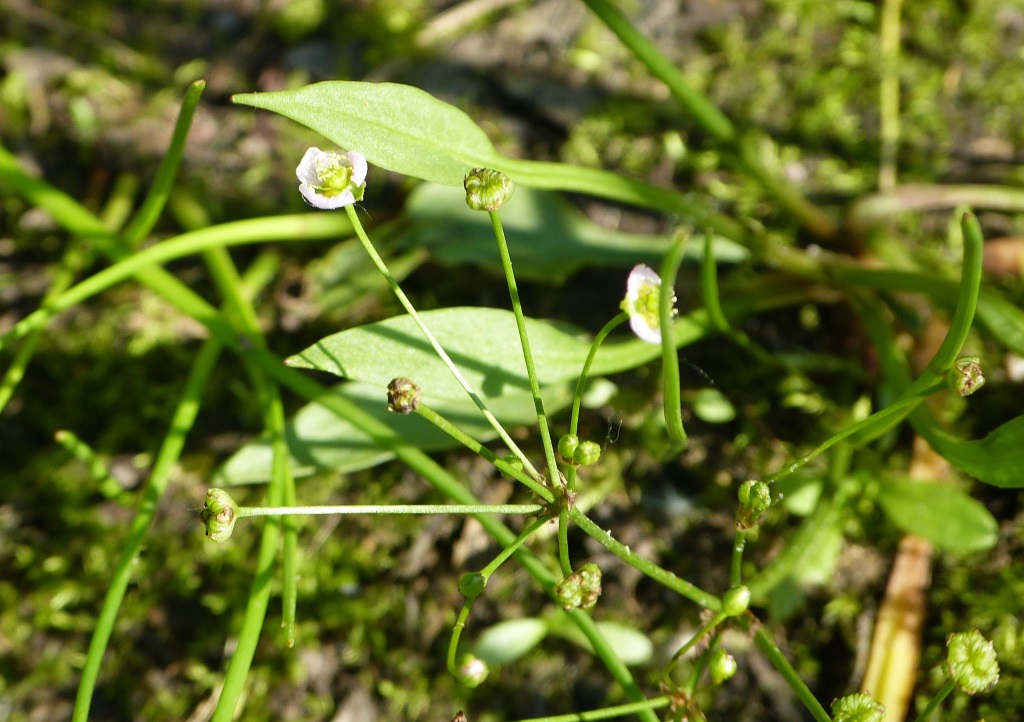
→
(314, 156, 356, 197)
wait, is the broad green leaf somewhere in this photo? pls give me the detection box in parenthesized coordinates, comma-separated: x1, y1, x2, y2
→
(233, 82, 500, 186)
(396, 183, 748, 283)
(915, 413, 1024, 489)
(876, 477, 997, 552)
(473, 618, 548, 665)
(287, 307, 601, 401)
(214, 380, 572, 485)
(546, 615, 653, 666)
(289, 289, 827, 403)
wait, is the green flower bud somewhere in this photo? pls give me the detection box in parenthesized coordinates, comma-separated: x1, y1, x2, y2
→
(721, 585, 751, 617)
(830, 692, 885, 722)
(947, 357, 985, 397)
(557, 434, 580, 462)
(387, 377, 421, 414)
(555, 563, 602, 610)
(459, 572, 487, 599)
(946, 629, 1000, 694)
(736, 480, 777, 530)
(464, 168, 514, 211)
(572, 440, 602, 467)
(708, 648, 737, 684)
(455, 653, 489, 687)
(200, 488, 238, 542)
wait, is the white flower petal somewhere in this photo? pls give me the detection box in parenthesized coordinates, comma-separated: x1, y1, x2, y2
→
(629, 314, 662, 344)
(299, 184, 354, 209)
(627, 264, 661, 297)
(347, 151, 368, 186)
(296, 147, 326, 185)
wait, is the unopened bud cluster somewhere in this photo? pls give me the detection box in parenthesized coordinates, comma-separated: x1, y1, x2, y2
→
(708, 647, 737, 684)
(947, 357, 985, 397)
(200, 488, 238, 542)
(736, 480, 777, 530)
(555, 563, 603, 610)
(387, 377, 421, 414)
(464, 168, 514, 211)
(557, 434, 601, 467)
(455, 653, 489, 687)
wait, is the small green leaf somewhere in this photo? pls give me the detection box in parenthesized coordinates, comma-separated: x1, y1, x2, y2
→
(473, 618, 548, 665)
(916, 413, 1024, 488)
(691, 388, 736, 423)
(233, 82, 500, 186)
(876, 478, 997, 552)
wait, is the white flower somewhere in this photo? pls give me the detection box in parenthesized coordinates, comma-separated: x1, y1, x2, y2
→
(621, 264, 676, 344)
(295, 147, 367, 209)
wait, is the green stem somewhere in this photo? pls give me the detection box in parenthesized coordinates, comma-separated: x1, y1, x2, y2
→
(660, 233, 688, 450)
(210, 382, 287, 722)
(345, 205, 540, 480)
(510, 697, 672, 722)
(449, 516, 553, 673)
(247, 355, 659, 722)
(73, 340, 222, 722)
(911, 678, 956, 722)
(121, 80, 206, 246)
(665, 612, 728, 674)
(0, 213, 353, 351)
(700, 232, 729, 333)
(570, 508, 720, 611)
(200, 244, 300, 649)
(878, 0, 903, 191)
(489, 208, 561, 487)
(53, 431, 124, 500)
(570, 313, 628, 441)
(414, 404, 554, 502)
(730, 530, 748, 587)
(496, 156, 750, 247)
(752, 625, 832, 722)
(760, 381, 945, 486)
(237, 503, 545, 516)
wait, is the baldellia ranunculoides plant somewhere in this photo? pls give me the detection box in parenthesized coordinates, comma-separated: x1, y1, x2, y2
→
(184, 127, 1003, 721)
(4, 4, 1024, 720)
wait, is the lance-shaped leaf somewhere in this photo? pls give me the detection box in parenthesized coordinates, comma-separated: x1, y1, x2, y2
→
(233, 82, 500, 186)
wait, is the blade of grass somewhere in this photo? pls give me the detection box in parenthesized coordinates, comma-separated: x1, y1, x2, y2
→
(121, 80, 206, 246)
(579, 0, 836, 240)
(73, 339, 223, 722)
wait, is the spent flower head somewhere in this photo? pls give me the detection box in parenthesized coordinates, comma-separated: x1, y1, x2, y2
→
(621, 264, 676, 344)
(296, 147, 367, 209)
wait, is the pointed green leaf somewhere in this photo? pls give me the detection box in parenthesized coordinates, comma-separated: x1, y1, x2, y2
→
(233, 81, 500, 186)
(876, 478, 998, 552)
(916, 413, 1024, 489)
(286, 307, 599, 401)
